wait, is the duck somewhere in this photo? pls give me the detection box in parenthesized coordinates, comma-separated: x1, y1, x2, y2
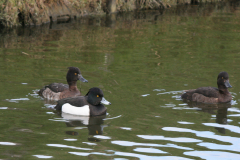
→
(38, 67, 88, 101)
(55, 87, 111, 116)
(181, 71, 232, 103)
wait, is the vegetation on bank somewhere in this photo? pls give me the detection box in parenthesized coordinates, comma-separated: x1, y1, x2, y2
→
(0, 0, 226, 27)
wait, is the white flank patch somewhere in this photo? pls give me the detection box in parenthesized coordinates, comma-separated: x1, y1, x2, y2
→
(62, 103, 90, 116)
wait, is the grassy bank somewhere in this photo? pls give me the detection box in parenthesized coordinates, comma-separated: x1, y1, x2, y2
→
(0, 0, 226, 27)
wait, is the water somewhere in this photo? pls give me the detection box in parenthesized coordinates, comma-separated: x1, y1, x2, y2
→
(0, 3, 240, 160)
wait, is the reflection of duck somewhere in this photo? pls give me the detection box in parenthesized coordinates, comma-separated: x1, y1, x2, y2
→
(38, 67, 88, 101)
(55, 87, 111, 116)
(215, 106, 228, 134)
(186, 101, 231, 134)
(181, 72, 232, 103)
(61, 112, 107, 140)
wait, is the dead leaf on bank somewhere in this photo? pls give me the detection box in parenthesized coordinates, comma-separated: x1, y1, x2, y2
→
(22, 52, 29, 56)
(22, 52, 45, 59)
(155, 51, 161, 58)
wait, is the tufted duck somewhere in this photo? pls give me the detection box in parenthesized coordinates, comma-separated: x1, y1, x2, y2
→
(55, 87, 111, 116)
(38, 67, 88, 101)
(181, 72, 232, 103)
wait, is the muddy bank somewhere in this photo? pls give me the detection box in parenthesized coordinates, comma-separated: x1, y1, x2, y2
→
(0, 0, 236, 27)
(0, 0, 169, 27)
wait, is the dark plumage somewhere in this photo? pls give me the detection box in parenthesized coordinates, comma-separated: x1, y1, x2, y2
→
(38, 67, 88, 101)
(181, 72, 232, 103)
(55, 87, 111, 116)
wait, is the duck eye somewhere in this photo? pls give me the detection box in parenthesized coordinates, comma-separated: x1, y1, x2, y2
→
(75, 73, 77, 75)
(97, 95, 99, 97)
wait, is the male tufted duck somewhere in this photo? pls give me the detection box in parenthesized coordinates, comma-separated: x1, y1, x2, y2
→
(181, 72, 232, 103)
(55, 87, 111, 116)
(38, 67, 88, 101)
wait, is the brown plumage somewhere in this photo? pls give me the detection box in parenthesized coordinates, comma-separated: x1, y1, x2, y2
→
(181, 72, 232, 103)
(38, 67, 88, 101)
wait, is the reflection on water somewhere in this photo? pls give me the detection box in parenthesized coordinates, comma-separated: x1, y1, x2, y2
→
(185, 101, 232, 134)
(137, 135, 202, 143)
(111, 140, 193, 150)
(184, 151, 240, 160)
(32, 155, 53, 159)
(5, 98, 29, 103)
(0, 2, 240, 160)
(133, 147, 168, 154)
(62, 113, 107, 137)
(0, 107, 8, 109)
(177, 121, 194, 124)
(163, 127, 240, 152)
(64, 138, 78, 141)
(82, 142, 97, 145)
(46, 144, 92, 150)
(68, 150, 193, 160)
(0, 142, 18, 145)
(65, 131, 79, 136)
(120, 127, 132, 130)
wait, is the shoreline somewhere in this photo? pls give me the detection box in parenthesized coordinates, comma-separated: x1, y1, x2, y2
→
(0, 0, 234, 27)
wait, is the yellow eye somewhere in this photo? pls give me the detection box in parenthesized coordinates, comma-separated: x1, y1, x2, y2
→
(222, 77, 223, 79)
(75, 73, 77, 75)
(97, 95, 99, 97)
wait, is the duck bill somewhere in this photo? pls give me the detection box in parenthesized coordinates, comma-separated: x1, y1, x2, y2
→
(78, 74, 88, 83)
(224, 80, 232, 88)
(101, 97, 111, 105)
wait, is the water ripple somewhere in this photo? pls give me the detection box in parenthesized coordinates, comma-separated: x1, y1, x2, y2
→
(112, 151, 193, 160)
(120, 127, 132, 130)
(32, 155, 53, 159)
(162, 127, 240, 152)
(104, 115, 122, 120)
(69, 151, 193, 160)
(111, 140, 193, 150)
(177, 121, 195, 124)
(46, 144, 92, 150)
(0, 142, 18, 145)
(228, 114, 240, 117)
(82, 142, 97, 146)
(64, 139, 77, 141)
(184, 151, 240, 160)
(133, 147, 168, 154)
(48, 119, 68, 122)
(228, 107, 240, 113)
(69, 151, 107, 156)
(5, 98, 29, 103)
(0, 107, 8, 109)
(157, 91, 183, 95)
(137, 135, 201, 143)
(94, 135, 111, 139)
(160, 104, 176, 108)
(153, 89, 166, 92)
(203, 123, 240, 134)
(142, 94, 150, 97)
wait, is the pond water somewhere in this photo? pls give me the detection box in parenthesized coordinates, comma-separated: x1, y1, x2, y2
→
(0, 3, 240, 160)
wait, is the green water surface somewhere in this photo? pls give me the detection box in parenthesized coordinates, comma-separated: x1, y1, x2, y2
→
(0, 3, 240, 160)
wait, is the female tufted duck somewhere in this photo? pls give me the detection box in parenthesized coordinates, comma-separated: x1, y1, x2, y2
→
(38, 67, 88, 101)
(55, 87, 111, 116)
(181, 72, 232, 103)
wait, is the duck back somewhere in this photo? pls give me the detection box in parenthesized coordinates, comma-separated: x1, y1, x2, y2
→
(46, 83, 69, 92)
(55, 96, 87, 110)
(195, 87, 219, 98)
(38, 83, 69, 101)
(181, 87, 219, 102)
